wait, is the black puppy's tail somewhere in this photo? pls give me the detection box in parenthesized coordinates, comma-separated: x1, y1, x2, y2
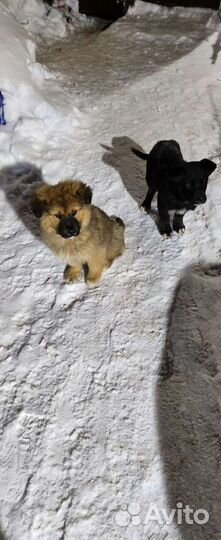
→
(132, 147, 149, 160)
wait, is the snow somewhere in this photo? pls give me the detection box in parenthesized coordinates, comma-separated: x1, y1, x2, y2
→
(0, 1, 221, 540)
(0, 1, 85, 179)
(3, 0, 67, 37)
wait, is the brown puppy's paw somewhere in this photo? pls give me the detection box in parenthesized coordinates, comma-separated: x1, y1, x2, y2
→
(86, 272, 104, 288)
(86, 267, 103, 288)
(64, 265, 82, 283)
(86, 278, 100, 288)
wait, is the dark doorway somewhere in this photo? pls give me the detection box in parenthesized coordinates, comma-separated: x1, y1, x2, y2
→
(79, 0, 135, 20)
(79, 0, 220, 20)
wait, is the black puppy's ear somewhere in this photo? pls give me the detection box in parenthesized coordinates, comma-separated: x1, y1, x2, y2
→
(201, 159, 217, 175)
(76, 183, 92, 205)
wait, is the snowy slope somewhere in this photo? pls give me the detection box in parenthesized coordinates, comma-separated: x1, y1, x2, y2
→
(2, 0, 67, 37)
(0, 2, 221, 540)
(0, 1, 84, 178)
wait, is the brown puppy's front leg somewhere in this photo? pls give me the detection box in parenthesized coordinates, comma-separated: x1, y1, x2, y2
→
(86, 268, 104, 287)
(141, 187, 156, 211)
(173, 212, 185, 234)
(64, 265, 82, 283)
(158, 195, 172, 236)
(85, 259, 106, 288)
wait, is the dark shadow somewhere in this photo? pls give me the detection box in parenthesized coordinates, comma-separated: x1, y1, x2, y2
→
(211, 30, 221, 64)
(102, 135, 159, 226)
(79, 0, 135, 19)
(0, 526, 7, 539)
(157, 264, 221, 540)
(0, 162, 45, 240)
(102, 136, 147, 205)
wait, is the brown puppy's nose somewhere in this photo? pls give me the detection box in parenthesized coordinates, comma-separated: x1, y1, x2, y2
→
(58, 216, 81, 238)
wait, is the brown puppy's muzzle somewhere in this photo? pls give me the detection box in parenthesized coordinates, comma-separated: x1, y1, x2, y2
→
(58, 215, 81, 238)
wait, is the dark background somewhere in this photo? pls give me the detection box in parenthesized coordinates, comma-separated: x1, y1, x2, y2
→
(79, 0, 220, 19)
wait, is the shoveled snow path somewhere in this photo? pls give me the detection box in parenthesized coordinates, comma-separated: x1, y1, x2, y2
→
(1, 6, 221, 540)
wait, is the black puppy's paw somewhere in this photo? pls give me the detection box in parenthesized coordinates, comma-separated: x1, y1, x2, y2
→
(160, 224, 172, 237)
(173, 223, 186, 234)
(140, 202, 150, 213)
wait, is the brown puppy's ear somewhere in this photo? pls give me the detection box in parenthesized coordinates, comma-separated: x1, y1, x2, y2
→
(76, 183, 92, 205)
(201, 159, 217, 176)
(31, 196, 44, 218)
(31, 186, 50, 218)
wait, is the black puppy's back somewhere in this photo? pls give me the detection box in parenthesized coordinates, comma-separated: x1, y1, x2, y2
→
(148, 140, 183, 170)
(132, 140, 183, 165)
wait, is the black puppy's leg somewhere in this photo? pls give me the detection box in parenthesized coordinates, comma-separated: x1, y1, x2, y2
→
(158, 195, 172, 236)
(141, 187, 156, 211)
(173, 212, 186, 234)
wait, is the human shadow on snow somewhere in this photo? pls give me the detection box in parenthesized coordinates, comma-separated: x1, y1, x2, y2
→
(0, 525, 7, 539)
(211, 28, 221, 65)
(157, 264, 221, 540)
(0, 162, 45, 240)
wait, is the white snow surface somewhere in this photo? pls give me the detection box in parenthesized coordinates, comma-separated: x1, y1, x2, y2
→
(0, 1, 84, 179)
(2, 0, 67, 37)
(0, 2, 221, 540)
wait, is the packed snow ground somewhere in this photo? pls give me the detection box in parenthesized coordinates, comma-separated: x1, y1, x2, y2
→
(0, 2, 221, 540)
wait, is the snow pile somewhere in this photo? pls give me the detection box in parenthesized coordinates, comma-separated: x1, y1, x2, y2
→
(4, 0, 99, 36)
(0, 1, 84, 179)
(2, 0, 67, 37)
(130, 0, 213, 16)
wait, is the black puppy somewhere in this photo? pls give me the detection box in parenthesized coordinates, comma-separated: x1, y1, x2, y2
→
(132, 140, 217, 236)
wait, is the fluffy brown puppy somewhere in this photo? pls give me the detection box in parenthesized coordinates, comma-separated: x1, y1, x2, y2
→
(31, 180, 125, 287)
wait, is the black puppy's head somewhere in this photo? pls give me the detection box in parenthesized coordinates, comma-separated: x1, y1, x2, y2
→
(169, 158, 217, 208)
(185, 159, 217, 205)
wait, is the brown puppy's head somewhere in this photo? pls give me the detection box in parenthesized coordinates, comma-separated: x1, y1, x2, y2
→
(31, 180, 92, 238)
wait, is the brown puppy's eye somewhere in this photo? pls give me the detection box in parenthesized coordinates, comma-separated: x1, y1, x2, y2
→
(71, 211, 77, 216)
(55, 213, 62, 219)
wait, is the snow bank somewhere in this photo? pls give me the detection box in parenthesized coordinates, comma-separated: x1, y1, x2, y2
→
(130, 0, 213, 16)
(2, 0, 67, 37)
(0, 1, 84, 180)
